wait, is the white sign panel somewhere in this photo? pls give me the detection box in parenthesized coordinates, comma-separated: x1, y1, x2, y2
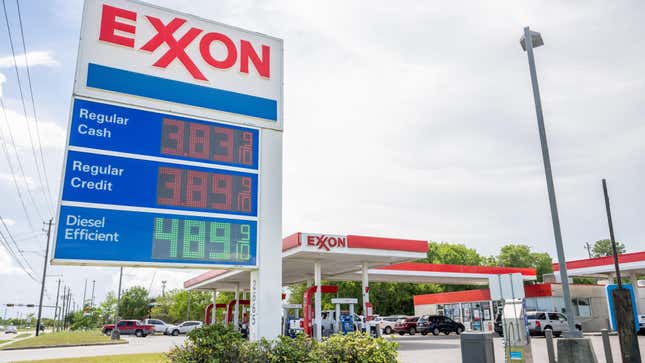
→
(53, 0, 283, 339)
(489, 273, 525, 300)
(74, 0, 283, 130)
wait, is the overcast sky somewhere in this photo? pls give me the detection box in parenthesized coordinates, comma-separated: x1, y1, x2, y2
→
(1, 0, 644, 319)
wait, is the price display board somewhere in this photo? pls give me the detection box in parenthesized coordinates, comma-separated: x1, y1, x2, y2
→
(69, 99, 259, 170)
(55, 205, 257, 266)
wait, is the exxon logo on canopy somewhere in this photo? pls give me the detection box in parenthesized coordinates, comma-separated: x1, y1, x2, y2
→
(99, 4, 271, 81)
(304, 234, 348, 251)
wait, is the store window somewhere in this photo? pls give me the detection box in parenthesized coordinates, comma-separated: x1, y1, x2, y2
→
(572, 297, 592, 317)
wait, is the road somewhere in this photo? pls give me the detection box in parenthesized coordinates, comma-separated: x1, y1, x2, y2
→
(0, 334, 185, 363)
(0, 332, 643, 362)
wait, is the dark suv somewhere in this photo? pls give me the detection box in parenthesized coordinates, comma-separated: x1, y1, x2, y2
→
(393, 317, 419, 335)
(417, 315, 465, 336)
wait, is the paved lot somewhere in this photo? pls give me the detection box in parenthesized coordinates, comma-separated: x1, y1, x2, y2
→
(395, 334, 645, 363)
(0, 332, 642, 362)
(0, 334, 185, 363)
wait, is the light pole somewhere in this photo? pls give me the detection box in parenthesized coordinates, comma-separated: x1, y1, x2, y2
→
(520, 26, 580, 338)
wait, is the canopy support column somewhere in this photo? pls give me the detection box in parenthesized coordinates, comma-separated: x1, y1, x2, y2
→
(211, 289, 217, 325)
(314, 261, 322, 341)
(362, 262, 370, 322)
(234, 283, 240, 330)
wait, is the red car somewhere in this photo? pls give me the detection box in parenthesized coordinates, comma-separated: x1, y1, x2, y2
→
(393, 317, 419, 335)
(102, 320, 154, 337)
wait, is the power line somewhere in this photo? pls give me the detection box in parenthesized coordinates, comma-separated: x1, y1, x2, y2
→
(14, 0, 53, 214)
(0, 214, 36, 274)
(0, 216, 38, 283)
(0, 0, 49, 216)
(0, 97, 40, 227)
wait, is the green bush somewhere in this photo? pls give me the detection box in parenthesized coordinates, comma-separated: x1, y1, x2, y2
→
(167, 325, 398, 363)
(314, 333, 399, 363)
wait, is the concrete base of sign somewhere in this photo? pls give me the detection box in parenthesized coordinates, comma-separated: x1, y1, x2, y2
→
(556, 338, 597, 363)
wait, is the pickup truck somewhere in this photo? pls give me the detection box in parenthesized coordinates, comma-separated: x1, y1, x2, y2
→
(102, 320, 154, 337)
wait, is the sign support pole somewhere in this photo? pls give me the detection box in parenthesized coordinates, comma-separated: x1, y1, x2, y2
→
(602, 179, 641, 362)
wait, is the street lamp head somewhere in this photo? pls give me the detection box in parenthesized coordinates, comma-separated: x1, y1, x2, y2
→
(520, 28, 544, 51)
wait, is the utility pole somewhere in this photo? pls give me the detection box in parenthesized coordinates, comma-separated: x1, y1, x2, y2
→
(161, 280, 167, 297)
(53, 279, 61, 332)
(64, 288, 71, 330)
(82, 279, 87, 310)
(111, 266, 124, 340)
(584, 242, 593, 259)
(187, 291, 191, 321)
(35, 218, 53, 336)
(90, 280, 96, 308)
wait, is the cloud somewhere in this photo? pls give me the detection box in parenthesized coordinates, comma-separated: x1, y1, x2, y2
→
(0, 246, 22, 274)
(0, 51, 60, 69)
(0, 104, 66, 150)
(0, 72, 5, 98)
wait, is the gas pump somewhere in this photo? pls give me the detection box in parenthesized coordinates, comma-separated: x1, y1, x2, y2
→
(331, 298, 359, 335)
(282, 303, 302, 337)
(204, 303, 227, 325)
(303, 285, 339, 337)
(225, 299, 250, 337)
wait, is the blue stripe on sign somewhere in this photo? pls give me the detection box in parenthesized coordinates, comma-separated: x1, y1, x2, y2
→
(86, 63, 278, 121)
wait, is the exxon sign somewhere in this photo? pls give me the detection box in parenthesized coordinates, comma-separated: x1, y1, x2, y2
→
(74, 0, 283, 129)
(303, 234, 348, 251)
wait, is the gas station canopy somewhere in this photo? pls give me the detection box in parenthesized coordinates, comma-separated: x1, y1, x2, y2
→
(552, 251, 645, 280)
(184, 232, 537, 291)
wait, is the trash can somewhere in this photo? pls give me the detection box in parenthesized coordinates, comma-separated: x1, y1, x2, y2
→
(460, 332, 495, 363)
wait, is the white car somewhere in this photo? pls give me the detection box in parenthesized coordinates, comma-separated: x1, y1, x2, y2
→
(377, 316, 404, 335)
(526, 311, 581, 337)
(5, 325, 17, 334)
(165, 321, 203, 336)
(142, 319, 171, 334)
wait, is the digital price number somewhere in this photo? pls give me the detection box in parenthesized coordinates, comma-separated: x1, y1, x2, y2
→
(156, 166, 255, 214)
(161, 118, 256, 167)
(152, 217, 254, 262)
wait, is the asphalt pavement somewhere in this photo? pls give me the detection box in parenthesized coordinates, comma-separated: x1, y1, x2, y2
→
(395, 333, 645, 363)
(0, 332, 643, 363)
(0, 334, 185, 363)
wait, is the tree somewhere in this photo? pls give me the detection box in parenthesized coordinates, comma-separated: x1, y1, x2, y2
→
(98, 292, 118, 324)
(591, 239, 625, 258)
(496, 244, 553, 282)
(118, 286, 150, 320)
(425, 242, 483, 266)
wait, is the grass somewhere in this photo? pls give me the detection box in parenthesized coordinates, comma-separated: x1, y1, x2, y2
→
(0, 330, 125, 350)
(16, 353, 168, 363)
(0, 340, 9, 344)
(13, 333, 32, 339)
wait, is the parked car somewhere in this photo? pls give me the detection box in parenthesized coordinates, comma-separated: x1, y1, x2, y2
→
(417, 315, 465, 336)
(142, 318, 171, 334)
(102, 320, 154, 337)
(526, 311, 581, 337)
(4, 325, 17, 334)
(638, 314, 645, 333)
(164, 321, 204, 336)
(376, 316, 402, 335)
(393, 317, 419, 335)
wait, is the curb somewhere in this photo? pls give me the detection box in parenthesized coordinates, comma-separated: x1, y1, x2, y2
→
(0, 340, 128, 351)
